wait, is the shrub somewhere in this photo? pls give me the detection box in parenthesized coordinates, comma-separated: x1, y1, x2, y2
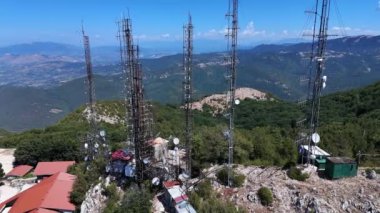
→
(216, 167, 246, 187)
(257, 187, 273, 206)
(282, 161, 296, 170)
(287, 167, 309, 181)
(0, 163, 4, 178)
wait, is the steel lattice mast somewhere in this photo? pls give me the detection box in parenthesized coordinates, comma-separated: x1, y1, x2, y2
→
(119, 17, 153, 183)
(82, 26, 98, 164)
(307, 0, 331, 164)
(183, 14, 193, 177)
(226, 0, 238, 187)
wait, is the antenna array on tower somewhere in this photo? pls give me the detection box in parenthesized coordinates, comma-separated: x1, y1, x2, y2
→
(225, 0, 238, 187)
(183, 14, 193, 178)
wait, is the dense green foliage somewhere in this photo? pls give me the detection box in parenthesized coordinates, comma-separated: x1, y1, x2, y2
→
(117, 186, 153, 213)
(257, 187, 273, 206)
(287, 167, 309, 181)
(189, 180, 247, 213)
(216, 167, 246, 187)
(69, 158, 107, 211)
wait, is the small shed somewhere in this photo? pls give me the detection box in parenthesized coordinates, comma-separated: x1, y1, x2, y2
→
(5, 165, 33, 178)
(325, 157, 357, 179)
(299, 145, 330, 170)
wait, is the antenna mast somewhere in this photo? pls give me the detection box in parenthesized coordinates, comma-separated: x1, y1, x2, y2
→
(82, 26, 99, 165)
(306, 0, 331, 164)
(226, 0, 238, 187)
(183, 14, 193, 178)
(119, 17, 153, 183)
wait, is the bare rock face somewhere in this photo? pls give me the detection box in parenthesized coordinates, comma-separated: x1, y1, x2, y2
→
(367, 170, 377, 180)
(80, 182, 107, 213)
(202, 165, 380, 212)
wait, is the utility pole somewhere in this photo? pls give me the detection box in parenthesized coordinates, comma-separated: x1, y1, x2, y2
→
(226, 0, 238, 187)
(183, 14, 193, 178)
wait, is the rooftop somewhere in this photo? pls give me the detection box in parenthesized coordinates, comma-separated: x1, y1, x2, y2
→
(327, 157, 357, 164)
(0, 172, 76, 213)
(301, 145, 330, 156)
(5, 165, 33, 177)
(33, 161, 75, 176)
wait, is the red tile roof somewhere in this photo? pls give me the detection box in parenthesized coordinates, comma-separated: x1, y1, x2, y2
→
(163, 180, 181, 189)
(5, 165, 33, 177)
(34, 161, 75, 176)
(0, 172, 76, 213)
(30, 208, 59, 213)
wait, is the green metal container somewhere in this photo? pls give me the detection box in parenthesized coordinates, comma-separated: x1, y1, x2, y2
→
(315, 158, 326, 171)
(325, 157, 357, 179)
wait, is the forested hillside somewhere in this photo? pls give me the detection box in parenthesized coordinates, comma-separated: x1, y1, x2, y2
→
(0, 81, 379, 169)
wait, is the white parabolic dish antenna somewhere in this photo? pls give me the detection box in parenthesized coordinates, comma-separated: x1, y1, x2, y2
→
(234, 99, 240, 105)
(152, 177, 160, 186)
(312, 133, 320, 143)
(173, 137, 180, 145)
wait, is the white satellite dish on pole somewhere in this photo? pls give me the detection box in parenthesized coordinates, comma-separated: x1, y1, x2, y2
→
(152, 177, 160, 186)
(173, 137, 180, 145)
(99, 130, 106, 137)
(234, 99, 240, 105)
(312, 133, 320, 143)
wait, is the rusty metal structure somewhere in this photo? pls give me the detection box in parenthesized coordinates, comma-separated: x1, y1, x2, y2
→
(119, 17, 154, 183)
(183, 14, 193, 178)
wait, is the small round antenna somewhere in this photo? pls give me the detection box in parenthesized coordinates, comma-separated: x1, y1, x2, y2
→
(312, 133, 320, 143)
(152, 177, 160, 186)
(99, 130, 106, 137)
(234, 99, 240, 105)
(173, 137, 180, 145)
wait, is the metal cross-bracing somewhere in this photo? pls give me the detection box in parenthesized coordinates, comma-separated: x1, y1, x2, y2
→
(119, 17, 154, 183)
(183, 14, 193, 178)
(305, 0, 331, 164)
(81, 27, 109, 168)
(226, 0, 238, 187)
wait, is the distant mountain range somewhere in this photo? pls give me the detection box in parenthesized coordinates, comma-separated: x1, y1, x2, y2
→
(0, 35, 379, 131)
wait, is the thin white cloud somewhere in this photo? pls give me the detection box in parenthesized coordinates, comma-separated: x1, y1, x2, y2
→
(161, 33, 170, 38)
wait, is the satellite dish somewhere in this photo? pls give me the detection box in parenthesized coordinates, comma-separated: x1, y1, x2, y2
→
(152, 177, 160, 186)
(173, 137, 180, 145)
(84, 143, 88, 149)
(84, 156, 89, 161)
(143, 157, 151, 164)
(234, 99, 240, 105)
(99, 130, 106, 137)
(312, 133, 320, 143)
(310, 154, 316, 160)
(94, 143, 99, 148)
(322, 82, 326, 89)
(322, 75, 327, 82)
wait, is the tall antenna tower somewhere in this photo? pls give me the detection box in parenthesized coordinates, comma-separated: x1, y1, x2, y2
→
(301, 0, 331, 164)
(119, 17, 154, 183)
(226, 0, 238, 187)
(183, 14, 193, 178)
(82, 26, 98, 164)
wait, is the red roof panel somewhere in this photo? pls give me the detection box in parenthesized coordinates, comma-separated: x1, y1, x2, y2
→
(34, 161, 75, 176)
(5, 165, 33, 177)
(0, 172, 76, 213)
(163, 180, 180, 189)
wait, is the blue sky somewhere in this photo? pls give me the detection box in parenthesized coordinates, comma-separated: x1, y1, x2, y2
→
(0, 0, 380, 49)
